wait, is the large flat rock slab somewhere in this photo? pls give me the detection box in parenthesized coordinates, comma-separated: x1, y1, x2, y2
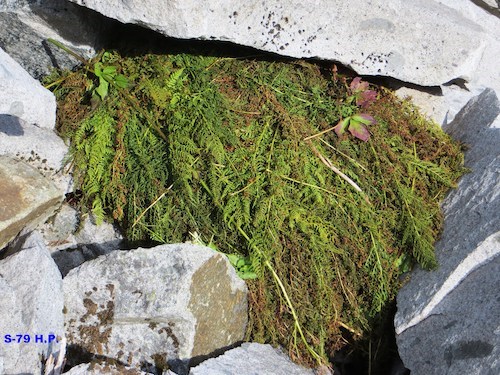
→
(0, 155, 63, 250)
(63, 244, 247, 372)
(68, 0, 489, 86)
(395, 88, 500, 374)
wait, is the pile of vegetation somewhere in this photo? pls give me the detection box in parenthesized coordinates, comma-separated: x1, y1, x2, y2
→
(45, 45, 465, 371)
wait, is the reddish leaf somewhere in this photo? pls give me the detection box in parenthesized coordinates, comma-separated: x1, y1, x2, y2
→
(348, 119, 371, 142)
(356, 89, 378, 108)
(350, 77, 369, 93)
(333, 118, 350, 136)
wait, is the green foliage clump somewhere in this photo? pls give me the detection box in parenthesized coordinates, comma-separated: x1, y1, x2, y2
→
(48, 51, 465, 367)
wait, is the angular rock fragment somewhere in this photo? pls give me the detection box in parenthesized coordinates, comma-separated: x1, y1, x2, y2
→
(63, 244, 247, 372)
(0, 47, 56, 129)
(0, 115, 68, 176)
(189, 342, 315, 375)
(0, 0, 97, 79)
(0, 155, 63, 250)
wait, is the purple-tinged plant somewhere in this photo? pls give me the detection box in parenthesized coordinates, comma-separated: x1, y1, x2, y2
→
(349, 77, 378, 109)
(333, 114, 376, 142)
(334, 77, 378, 142)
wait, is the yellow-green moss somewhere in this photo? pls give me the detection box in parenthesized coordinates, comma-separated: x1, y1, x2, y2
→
(47, 51, 465, 367)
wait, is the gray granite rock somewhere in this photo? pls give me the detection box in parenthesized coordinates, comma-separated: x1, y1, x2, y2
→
(68, 0, 489, 86)
(189, 343, 315, 375)
(394, 1, 500, 127)
(0, 46, 56, 129)
(0, 0, 98, 79)
(0, 231, 64, 374)
(63, 244, 247, 372)
(0, 155, 63, 250)
(40, 203, 80, 252)
(395, 88, 500, 374)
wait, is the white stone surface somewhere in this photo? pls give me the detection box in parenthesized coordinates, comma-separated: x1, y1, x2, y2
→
(0, 115, 68, 174)
(190, 343, 315, 375)
(0, 47, 56, 128)
(0, 231, 64, 374)
(396, 1, 500, 127)
(63, 362, 151, 374)
(68, 0, 490, 86)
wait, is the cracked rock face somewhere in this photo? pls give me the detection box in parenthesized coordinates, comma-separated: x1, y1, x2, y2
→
(68, 0, 489, 86)
(395, 89, 500, 375)
(63, 244, 247, 371)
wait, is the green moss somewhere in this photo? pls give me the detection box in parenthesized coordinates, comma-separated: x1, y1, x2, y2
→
(47, 51, 465, 367)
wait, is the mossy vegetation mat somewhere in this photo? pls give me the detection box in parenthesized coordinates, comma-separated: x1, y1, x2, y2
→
(45, 49, 465, 370)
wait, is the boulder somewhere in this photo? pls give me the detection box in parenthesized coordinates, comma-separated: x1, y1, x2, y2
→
(0, 155, 63, 251)
(0, 46, 56, 129)
(395, 88, 500, 374)
(63, 244, 247, 372)
(0, 0, 98, 79)
(0, 231, 65, 374)
(67, 0, 489, 86)
(189, 343, 315, 375)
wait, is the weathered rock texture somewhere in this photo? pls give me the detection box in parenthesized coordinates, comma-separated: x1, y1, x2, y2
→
(0, 115, 68, 175)
(0, 45, 70, 192)
(395, 88, 500, 374)
(0, 155, 63, 250)
(0, 231, 64, 374)
(63, 244, 247, 371)
(67, 0, 490, 86)
(0, 0, 97, 79)
(0, 46, 56, 128)
(189, 343, 315, 375)
(391, 1, 500, 128)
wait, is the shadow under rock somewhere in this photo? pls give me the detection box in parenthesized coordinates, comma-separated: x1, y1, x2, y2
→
(52, 238, 132, 277)
(0, 114, 24, 136)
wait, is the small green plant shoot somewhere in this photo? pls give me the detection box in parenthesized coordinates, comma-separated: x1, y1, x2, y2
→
(93, 61, 128, 100)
